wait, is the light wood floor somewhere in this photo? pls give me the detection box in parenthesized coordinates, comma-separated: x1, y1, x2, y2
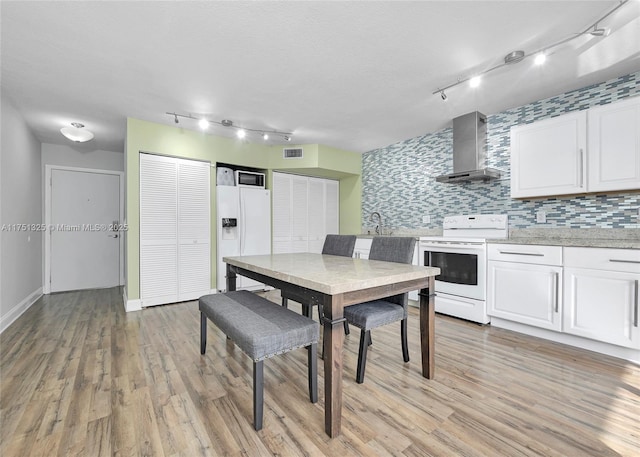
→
(1, 287, 639, 456)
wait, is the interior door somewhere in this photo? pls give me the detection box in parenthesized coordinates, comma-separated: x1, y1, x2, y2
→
(50, 169, 121, 292)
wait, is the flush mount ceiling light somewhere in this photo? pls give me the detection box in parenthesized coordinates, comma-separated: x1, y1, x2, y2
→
(167, 112, 292, 142)
(432, 0, 628, 100)
(60, 122, 94, 142)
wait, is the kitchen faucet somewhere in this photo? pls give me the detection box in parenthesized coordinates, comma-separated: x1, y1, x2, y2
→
(369, 211, 383, 235)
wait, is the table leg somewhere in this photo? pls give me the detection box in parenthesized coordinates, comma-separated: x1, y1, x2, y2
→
(226, 264, 237, 292)
(322, 294, 344, 437)
(419, 276, 436, 379)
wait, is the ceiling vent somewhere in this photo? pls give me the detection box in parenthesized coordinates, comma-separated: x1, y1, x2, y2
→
(283, 148, 303, 159)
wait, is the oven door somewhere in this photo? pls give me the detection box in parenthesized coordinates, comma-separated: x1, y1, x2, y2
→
(419, 240, 486, 301)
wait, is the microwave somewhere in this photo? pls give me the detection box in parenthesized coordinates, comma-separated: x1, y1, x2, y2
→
(235, 170, 265, 188)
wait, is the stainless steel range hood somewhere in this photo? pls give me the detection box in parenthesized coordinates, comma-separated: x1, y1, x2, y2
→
(436, 111, 501, 183)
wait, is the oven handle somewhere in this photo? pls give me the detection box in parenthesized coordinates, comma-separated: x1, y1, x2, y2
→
(498, 250, 545, 257)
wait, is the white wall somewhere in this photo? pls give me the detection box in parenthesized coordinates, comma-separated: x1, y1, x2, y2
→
(1, 92, 43, 332)
(41, 143, 124, 171)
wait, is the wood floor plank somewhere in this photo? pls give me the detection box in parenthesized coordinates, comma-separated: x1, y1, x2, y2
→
(1, 287, 639, 456)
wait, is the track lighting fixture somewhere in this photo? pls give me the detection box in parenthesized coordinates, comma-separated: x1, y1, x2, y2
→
(432, 0, 628, 100)
(534, 53, 546, 66)
(166, 112, 293, 142)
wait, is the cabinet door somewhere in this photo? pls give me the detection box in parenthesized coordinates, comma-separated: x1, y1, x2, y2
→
(488, 261, 562, 330)
(563, 267, 640, 349)
(588, 96, 640, 192)
(510, 111, 587, 198)
(353, 238, 372, 259)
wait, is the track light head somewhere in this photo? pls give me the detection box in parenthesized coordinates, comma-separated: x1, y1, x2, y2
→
(590, 26, 610, 37)
(440, 91, 447, 101)
(174, 114, 179, 124)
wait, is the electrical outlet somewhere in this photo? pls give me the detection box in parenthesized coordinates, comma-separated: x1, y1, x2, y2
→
(422, 215, 431, 224)
(536, 210, 546, 223)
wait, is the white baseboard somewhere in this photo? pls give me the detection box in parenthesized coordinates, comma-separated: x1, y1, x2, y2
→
(491, 317, 640, 365)
(0, 287, 43, 334)
(123, 288, 142, 313)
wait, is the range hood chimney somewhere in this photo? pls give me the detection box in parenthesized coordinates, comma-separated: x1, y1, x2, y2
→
(435, 111, 501, 183)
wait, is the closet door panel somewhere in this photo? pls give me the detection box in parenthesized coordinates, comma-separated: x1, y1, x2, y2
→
(177, 159, 210, 299)
(140, 154, 178, 305)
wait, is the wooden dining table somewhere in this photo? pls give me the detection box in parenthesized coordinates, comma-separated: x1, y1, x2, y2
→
(223, 252, 440, 438)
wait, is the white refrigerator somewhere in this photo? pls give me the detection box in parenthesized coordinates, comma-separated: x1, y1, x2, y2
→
(216, 185, 271, 292)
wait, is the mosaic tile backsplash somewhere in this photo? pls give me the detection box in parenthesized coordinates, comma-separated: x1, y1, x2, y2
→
(362, 72, 640, 230)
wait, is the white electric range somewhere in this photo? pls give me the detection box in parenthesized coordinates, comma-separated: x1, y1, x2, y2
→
(419, 214, 508, 324)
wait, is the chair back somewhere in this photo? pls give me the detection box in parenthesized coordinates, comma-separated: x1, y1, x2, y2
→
(369, 237, 416, 264)
(322, 234, 357, 257)
(368, 237, 416, 306)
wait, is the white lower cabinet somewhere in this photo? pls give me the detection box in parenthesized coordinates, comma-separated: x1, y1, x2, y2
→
(488, 244, 563, 331)
(563, 247, 640, 349)
(489, 262, 562, 331)
(488, 243, 640, 360)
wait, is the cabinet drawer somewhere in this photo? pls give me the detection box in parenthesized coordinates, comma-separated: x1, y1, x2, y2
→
(488, 244, 562, 265)
(565, 247, 640, 273)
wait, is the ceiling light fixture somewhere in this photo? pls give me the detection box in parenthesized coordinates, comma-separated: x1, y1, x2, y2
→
(166, 112, 292, 142)
(60, 122, 94, 142)
(432, 0, 628, 100)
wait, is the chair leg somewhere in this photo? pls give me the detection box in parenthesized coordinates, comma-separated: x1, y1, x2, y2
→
(302, 303, 311, 318)
(401, 318, 409, 362)
(308, 343, 318, 403)
(282, 297, 288, 308)
(253, 360, 264, 431)
(356, 330, 370, 384)
(200, 312, 207, 354)
(344, 321, 350, 335)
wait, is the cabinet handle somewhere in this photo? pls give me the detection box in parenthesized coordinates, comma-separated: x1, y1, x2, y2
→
(609, 259, 640, 265)
(553, 272, 559, 313)
(635, 280, 639, 328)
(578, 148, 584, 188)
(498, 250, 544, 257)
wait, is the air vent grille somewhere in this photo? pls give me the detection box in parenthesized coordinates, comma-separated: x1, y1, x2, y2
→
(283, 148, 303, 159)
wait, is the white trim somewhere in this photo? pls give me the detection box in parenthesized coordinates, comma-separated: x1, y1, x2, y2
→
(0, 287, 42, 334)
(44, 165, 125, 294)
(123, 287, 142, 312)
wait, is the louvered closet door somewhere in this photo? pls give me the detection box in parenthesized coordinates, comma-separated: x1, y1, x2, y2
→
(325, 179, 339, 235)
(140, 154, 179, 306)
(177, 160, 210, 301)
(307, 177, 325, 253)
(291, 175, 309, 252)
(140, 153, 211, 307)
(272, 172, 292, 254)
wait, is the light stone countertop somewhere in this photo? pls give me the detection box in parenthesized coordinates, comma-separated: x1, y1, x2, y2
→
(223, 253, 440, 295)
(488, 228, 640, 250)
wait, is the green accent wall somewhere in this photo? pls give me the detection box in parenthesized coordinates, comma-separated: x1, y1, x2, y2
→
(125, 118, 361, 301)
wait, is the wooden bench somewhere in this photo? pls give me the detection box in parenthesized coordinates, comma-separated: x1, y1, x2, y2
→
(199, 290, 319, 431)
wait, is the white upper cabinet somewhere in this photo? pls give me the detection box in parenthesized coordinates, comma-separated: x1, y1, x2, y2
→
(587, 96, 640, 192)
(510, 96, 640, 198)
(510, 111, 587, 198)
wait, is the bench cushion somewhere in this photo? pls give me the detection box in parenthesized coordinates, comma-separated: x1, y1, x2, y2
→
(199, 291, 319, 361)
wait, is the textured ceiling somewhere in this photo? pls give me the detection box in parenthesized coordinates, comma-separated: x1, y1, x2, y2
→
(2, 1, 639, 153)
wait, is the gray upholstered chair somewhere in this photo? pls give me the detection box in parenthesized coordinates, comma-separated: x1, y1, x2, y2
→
(281, 234, 357, 321)
(343, 236, 416, 383)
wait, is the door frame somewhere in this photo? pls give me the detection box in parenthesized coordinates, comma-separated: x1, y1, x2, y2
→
(44, 165, 125, 294)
